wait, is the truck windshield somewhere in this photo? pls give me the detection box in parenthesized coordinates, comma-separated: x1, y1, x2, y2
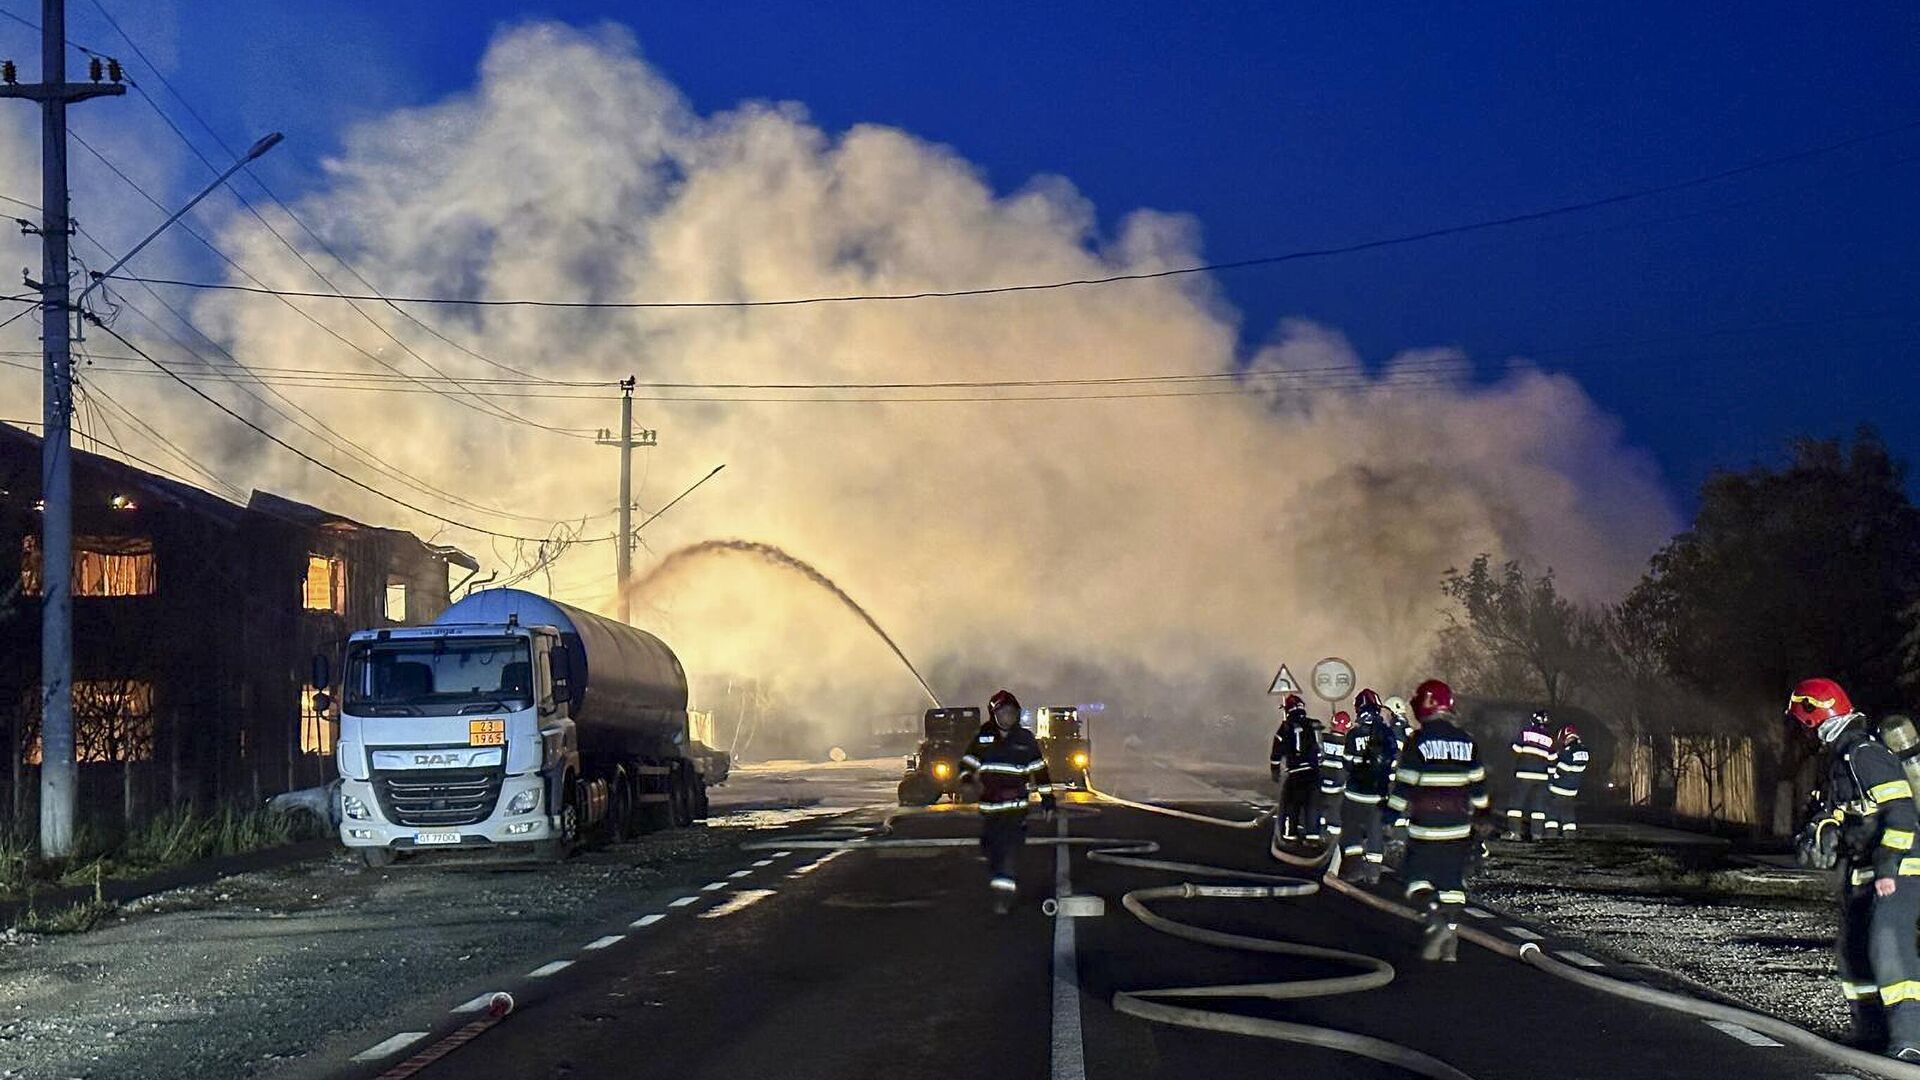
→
(344, 636, 533, 716)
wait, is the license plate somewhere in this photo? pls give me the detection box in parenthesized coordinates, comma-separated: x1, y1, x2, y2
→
(468, 719, 505, 746)
(415, 831, 462, 846)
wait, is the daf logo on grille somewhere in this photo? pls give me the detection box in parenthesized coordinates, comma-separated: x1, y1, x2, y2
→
(414, 753, 461, 766)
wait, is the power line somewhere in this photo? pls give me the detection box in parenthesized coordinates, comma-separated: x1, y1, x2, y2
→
(99, 116, 1920, 311)
(86, 317, 617, 544)
(64, 128, 597, 441)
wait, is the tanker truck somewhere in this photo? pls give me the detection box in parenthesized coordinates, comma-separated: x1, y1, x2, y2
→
(315, 588, 728, 866)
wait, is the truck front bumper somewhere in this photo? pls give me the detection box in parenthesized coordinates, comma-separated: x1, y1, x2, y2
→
(337, 774, 552, 849)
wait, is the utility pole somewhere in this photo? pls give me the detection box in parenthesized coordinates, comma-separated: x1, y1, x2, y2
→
(1, 0, 124, 858)
(594, 377, 655, 623)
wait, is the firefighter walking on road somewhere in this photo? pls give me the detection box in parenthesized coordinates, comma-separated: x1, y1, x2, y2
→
(1507, 709, 1557, 841)
(1545, 723, 1590, 837)
(1789, 678, 1920, 1060)
(1339, 689, 1399, 883)
(1320, 710, 1352, 840)
(959, 689, 1055, 914)
(1270, 694, 1322, 843)
(1389, 679, 1490, 961)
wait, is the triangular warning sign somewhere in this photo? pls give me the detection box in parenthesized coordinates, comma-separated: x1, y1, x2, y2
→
(1268, 664, 1300, 695)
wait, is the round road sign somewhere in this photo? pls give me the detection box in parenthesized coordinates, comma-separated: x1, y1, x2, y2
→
(1310, 656, 1356, 703)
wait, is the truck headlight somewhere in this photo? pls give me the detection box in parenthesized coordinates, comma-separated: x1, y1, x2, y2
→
(1070, 751, 1089, 769)
(343, 794, 372, 820)
(932, 761, 952, 780)
(506, 788, 540, 816)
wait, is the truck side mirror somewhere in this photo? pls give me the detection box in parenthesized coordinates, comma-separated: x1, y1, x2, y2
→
(310, 654, 331, 691)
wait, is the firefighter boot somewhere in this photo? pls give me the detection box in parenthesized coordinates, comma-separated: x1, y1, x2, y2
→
(1886, 1002, 1920, 1061)
(1440, 923, 1459, 962)
(1846, 1001, 1890, 1052)
(1419, 912, 1455, 961)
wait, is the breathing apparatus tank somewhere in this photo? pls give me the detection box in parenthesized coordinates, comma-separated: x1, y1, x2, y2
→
(1877, 714, 1920, 800)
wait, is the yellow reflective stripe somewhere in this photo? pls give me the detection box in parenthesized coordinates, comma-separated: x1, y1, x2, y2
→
(1885, 829, 1916, 852)
(1408, 823, 1472, 840)
(1465, 766, 1487, 782)
(1851, 868, 1878, 886)
(1842, 981, 1882, 1001)
(1470, 794, 1491, 810)
(1413, 773, 1474, 787)
(1902, 858, 1920, 877)
(1871, 779, 1914, 804)
(1884, 981, 1920, 1006)
(1437, 890, 1468, 905)
(1387, 795, 1409, 812)
(1394, 769, 1423, 785)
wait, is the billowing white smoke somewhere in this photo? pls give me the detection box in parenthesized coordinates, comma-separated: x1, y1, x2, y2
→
(1, 23, 1677, 747)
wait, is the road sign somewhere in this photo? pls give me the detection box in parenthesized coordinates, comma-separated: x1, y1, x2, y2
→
(1310, 656, 1356, 703)
(1268, 664, 1301, 695)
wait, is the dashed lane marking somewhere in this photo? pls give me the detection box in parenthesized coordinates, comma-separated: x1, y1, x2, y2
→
(450, 994, 498, 1015)
(789, 849, 849, 876)
(1556, 950, 1604, 968)
(352, 1033, 429, 1062)
(773, 850, 793, 857)
(728, 869, 753, 879)
(583, 935, 626, 951)
(1704, 1020, 1782, 1047)
(1463, 907, 1495, 919)
(699, 889, 776, 919)
(1505, 926, 1544, 941)
(1051, 800, 1087, 1080)
(702, 880, 729, 891)
(631, 913, 667, 928)
(526, 960, 574, 978)
(669, 896, 701, 907)
(752, 858, 776, 867)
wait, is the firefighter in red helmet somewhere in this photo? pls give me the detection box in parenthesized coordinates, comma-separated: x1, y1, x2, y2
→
(1790, 677, 1920, 1060)
(1388, 679, 1490, 961)
(1270, 693, 1322, 842)
(959, 689, 1055, 914)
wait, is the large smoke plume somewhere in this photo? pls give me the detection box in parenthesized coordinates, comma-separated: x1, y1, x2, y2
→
(0, 23, 1677, 752)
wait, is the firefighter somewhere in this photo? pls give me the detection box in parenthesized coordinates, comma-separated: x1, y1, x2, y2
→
(1270, 694, 1321, 842)
(1544, 723, 1590, 837)
(959, 689, 1055, 914)
(1319, 710, 1352, 840)
(1507, 709, 1557, 841)
(1388, 679, 1490, 961)
(1789, 677, 1920, 1059)
(1339, 689, 1399, 882)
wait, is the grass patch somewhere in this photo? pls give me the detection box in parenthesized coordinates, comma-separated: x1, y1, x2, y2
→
(2, 803, 323, 904)
(14, 898, 118, 934)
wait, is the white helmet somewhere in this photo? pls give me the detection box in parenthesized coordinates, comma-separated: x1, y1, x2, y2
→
(1383, 695, 1411, 722)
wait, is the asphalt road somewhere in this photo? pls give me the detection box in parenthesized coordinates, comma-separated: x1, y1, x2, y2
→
(324, 759, 1867, 1080)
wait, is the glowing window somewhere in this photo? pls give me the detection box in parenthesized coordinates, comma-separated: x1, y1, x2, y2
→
(384, 580, 408, 623)
(23, 680, 155, 763)
(304, 554, 345, 614)
(19, 535, 156, 597)
(300, 686, 336, 755)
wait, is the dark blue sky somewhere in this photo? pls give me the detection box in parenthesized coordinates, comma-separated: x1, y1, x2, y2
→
(15, 1, 1920, 504)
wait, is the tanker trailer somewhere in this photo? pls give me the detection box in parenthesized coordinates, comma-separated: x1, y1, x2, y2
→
(317, 588, 727, 866)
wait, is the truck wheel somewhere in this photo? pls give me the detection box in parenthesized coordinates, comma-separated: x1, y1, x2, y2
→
(361, 848, 396, 869)
(897, 777, 935, 806)
(538, 777, 582, 861)
(670, 765, 695, 828)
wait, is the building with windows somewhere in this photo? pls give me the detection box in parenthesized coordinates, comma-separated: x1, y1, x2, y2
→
(0, 424, 476, 826)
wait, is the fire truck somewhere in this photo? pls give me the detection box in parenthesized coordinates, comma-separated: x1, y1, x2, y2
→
(1035, 706, 1091, 790)
(896, 707, 982, 806)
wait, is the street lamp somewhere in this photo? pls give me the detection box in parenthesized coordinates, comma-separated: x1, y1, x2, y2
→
(74, 131, 284, 311)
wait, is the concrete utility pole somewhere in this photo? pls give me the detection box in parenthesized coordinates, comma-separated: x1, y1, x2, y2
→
(595, 377, 655, 623)
(1, 0, 124, 858)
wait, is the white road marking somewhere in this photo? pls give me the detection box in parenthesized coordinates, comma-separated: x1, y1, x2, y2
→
(1463, 907, 1495, 919)
(1556, 950, 1604, 968)
(583, 935, 626, 951)
(773, 850, 793, 857)
(1052, 807, 1087, 1080)
(352, 1032, 428, 1062)
(1505, 926, 1544, 941)
(702, 880, 729, 891)
(752, 858, 775, 867)
(631, 913, 667, 928)
(669, 895, 701, 907)
(790, 849, 849, 876)
(1704, 1020, 1781, 1047)
(450, 993, 497, 1014)
(728, 869, 753, 879)
(527, 960, 574, 978)
(699, 888, 776, 919)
